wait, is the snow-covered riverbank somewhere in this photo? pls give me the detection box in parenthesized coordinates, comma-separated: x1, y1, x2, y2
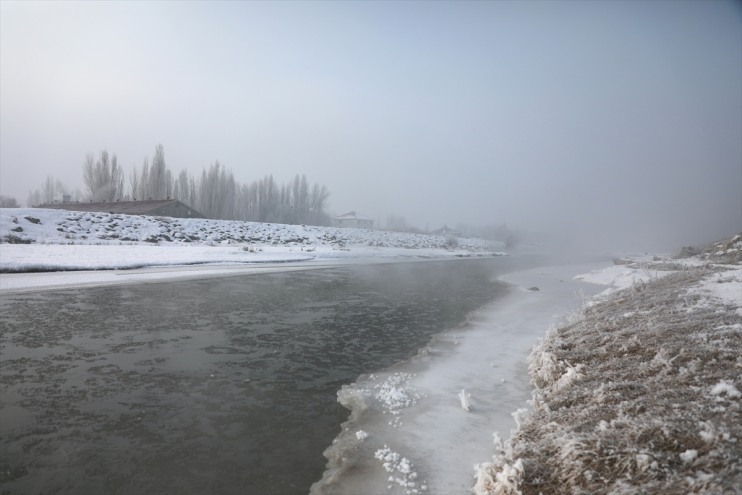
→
(474, 235, 741, 494)
(0, 208, 501, 270)
(0, 207, 503, 292)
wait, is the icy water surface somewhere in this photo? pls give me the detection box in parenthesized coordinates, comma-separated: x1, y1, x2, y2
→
(0, 257, 523, 494)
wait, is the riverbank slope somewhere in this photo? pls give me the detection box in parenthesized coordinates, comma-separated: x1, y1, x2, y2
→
(474, 235, 741, 494)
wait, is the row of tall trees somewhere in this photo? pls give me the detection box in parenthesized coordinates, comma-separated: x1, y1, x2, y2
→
(30, 145, 331, 226)
(174, 162, 330, 225)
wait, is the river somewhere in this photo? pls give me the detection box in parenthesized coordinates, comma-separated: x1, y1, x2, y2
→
(0, 257, 539, 494)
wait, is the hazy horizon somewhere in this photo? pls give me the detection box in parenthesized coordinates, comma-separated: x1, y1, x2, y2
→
(1, 0, 740, 252)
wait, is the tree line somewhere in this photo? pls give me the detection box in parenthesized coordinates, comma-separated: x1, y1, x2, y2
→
(28, 145, 331, 226)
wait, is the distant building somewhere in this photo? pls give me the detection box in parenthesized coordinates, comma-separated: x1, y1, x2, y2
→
(431, 225, 461, 237)
(35, 199, 204, 219)
(333, 211, 374, 229)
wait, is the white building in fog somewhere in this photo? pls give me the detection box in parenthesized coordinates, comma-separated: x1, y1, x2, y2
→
(333, 211, 374, 229)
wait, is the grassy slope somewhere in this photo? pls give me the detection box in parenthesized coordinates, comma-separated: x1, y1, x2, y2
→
(475, 237, 741, 494)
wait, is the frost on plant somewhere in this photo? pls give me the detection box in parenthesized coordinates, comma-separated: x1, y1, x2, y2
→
(459, 388, 472, 412)
(473, 433, 524, 495)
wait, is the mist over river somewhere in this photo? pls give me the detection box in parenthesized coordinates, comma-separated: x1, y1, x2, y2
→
(0, 257, 551, 494)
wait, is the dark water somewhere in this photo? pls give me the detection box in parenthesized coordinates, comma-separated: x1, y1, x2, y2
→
(1, 258, 521, 494)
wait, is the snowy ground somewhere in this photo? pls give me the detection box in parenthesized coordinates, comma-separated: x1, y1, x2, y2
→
(474, 235, 741, 494)
(0, 207, 503, 291)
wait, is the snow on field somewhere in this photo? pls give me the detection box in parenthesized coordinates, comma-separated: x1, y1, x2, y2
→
(474, 236, 742, 494)
(0, 208, 496, 256)
(0, 208, 503, 290)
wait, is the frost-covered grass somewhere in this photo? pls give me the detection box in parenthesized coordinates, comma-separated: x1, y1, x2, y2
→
(475, 236, 741, 494)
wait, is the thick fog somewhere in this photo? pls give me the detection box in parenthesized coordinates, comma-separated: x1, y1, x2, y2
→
(1, 1, 740, 252)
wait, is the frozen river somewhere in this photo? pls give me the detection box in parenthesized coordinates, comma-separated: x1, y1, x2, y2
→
(0, 257, 549, 494)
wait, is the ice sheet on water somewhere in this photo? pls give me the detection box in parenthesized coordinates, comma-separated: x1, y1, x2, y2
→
(310, 262, 608, 495)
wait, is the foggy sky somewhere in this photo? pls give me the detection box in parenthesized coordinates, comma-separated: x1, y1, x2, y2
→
(1, 0, 740, 252)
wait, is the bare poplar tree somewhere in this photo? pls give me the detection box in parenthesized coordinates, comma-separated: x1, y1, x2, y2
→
(82, 150, 124, 201)
(140, 158, 150, 199)
(129, 165, 139, 200)
(149, 144, 167, 199)
(308, 183, 330, 224)
(111, 154, 124, 200)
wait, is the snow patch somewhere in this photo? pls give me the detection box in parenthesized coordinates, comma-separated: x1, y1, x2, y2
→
(679, 449, 698, 463)
(686, 267, 742, 309)
(710, 380, 741, 399)
(573, 264, 671, 298)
